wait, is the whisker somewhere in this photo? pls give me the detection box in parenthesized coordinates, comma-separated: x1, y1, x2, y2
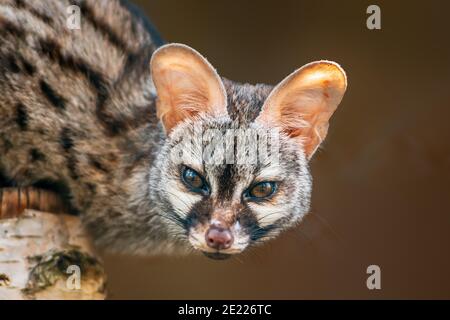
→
(255, 210, 286, 224)
(308, 210, 342, 242)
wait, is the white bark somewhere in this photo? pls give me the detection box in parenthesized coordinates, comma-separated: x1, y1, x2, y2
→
(0, 208, 107, 300)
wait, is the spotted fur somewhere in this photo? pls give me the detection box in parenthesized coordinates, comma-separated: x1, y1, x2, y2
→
(0, 0, 345, 258)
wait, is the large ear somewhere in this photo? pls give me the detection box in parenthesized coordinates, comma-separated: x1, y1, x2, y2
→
(150, 43, 228, 133)
(255, 61, 347, 159)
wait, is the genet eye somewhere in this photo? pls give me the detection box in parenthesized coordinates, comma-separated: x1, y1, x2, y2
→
(181, 167, 209, 194)
(246, 181, 277, 200)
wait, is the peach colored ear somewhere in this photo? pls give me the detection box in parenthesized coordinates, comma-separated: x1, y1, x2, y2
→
(255, 61, 347, 159)
(150, 43, 228, 133)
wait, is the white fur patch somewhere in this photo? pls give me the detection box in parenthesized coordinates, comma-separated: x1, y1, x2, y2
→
(248, 202, 287, 227)
(166, 180, 201, 218)
(256, 164, 284, 180)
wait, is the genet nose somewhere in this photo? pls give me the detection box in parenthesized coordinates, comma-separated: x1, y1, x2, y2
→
(205, 225, 234, 250)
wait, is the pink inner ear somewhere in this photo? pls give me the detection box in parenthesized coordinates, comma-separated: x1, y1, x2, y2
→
(280, 91, 337, 157)
(151, 44, 229, 133)
(255, 61, 347, 159)
(157, 71, 219, 132)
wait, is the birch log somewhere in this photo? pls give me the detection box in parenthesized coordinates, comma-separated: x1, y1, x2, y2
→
(0, 188, 107, 300)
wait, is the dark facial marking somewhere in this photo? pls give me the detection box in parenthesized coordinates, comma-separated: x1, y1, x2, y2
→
(249, 223, 278, 242)
(217, 165, 236, 202)
(236, 203, 277, 242)
(39, 80, 66, 110)
(15, 103, 28, 130)
(186, 197, 214, 229)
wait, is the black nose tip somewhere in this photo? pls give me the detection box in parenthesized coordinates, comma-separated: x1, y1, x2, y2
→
(205, 225, 234, 250)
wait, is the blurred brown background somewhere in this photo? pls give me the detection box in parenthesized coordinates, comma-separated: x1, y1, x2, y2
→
(104, 0, 450, 299)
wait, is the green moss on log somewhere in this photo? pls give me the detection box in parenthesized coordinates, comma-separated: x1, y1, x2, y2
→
(22, 248, 105, 296)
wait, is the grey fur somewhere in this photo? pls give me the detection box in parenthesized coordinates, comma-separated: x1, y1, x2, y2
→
(0, 0, 330, 258)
